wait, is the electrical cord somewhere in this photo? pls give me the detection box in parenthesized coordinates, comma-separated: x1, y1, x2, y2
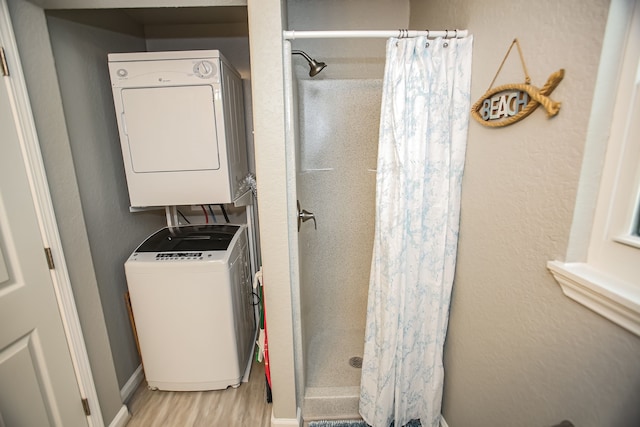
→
(251, 291, 261, 306)
(200, 205, 209, 224)
(177, 209, 190, 224)
(207, 205, 217, 223)
(219, 204, 230, 223)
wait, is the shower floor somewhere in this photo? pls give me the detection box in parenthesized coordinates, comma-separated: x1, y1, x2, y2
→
(303, 327, 365, 420)
(306, 327, 365, 388)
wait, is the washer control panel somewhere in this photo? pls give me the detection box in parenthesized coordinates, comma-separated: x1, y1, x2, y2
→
(155, 252, 203, 261)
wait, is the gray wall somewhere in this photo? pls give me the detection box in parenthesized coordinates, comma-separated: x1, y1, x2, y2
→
(45, 10, 168, 389)
(6, 1, 125, 423)
(409, 0, 640, 426)
(146, 35, 250, 77)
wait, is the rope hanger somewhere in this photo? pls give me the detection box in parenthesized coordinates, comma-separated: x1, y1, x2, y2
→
(470, 38, 565, 128)
(488, 38, 531, 89)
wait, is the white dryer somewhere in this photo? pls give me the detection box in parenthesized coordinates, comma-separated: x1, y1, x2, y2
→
(108, 50, 248, 207)
(125, 224, 255, 391)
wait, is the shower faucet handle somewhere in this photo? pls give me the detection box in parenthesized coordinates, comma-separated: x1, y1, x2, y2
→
(299, 210, 317, 230)
(297, 201, 317, 231)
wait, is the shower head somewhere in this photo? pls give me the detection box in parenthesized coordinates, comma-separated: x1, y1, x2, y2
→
(292, 50, 327, 77)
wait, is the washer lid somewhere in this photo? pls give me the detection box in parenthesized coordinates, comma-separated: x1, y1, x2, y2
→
(136, 225, 240, 252)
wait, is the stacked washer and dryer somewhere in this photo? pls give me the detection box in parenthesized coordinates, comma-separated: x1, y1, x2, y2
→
(108, 50, 256, 391)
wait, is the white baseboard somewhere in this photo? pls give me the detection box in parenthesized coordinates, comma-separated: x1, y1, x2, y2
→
(441, 416, 450, 427)
(107, 405, 130, 427)
(271, 407, 302, 427)
(120, 364, 144, 403)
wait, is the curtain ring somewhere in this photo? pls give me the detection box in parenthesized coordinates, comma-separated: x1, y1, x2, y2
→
(455, 29, 459, 38)
(425, 29, 430, 47)
(445, 29, 449, 38)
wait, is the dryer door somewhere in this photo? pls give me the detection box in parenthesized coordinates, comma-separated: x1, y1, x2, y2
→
(121, 85, 221, 173)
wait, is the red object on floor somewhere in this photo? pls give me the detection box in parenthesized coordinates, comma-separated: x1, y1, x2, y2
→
(262, 276, 271, 389)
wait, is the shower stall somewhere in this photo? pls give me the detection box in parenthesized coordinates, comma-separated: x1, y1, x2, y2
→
(284, 40, 384, 419)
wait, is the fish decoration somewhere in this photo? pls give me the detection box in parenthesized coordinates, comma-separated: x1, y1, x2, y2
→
(471, 69, 565, 127)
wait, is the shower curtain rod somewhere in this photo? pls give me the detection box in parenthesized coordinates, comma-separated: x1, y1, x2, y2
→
(283, 29, 468, 40)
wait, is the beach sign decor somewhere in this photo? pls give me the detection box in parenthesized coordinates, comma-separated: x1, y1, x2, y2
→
(471, 38, 564, 127)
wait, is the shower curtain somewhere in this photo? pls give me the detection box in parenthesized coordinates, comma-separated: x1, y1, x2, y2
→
(359, 35, 473, 427)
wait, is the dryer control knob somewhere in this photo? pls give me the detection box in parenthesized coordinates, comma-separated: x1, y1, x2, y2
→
(194, 60, 216, 78)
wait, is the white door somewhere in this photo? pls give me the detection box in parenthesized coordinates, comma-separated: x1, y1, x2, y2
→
(0, 55, 88, 427)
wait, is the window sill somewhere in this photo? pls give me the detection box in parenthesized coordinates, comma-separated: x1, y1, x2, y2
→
(547, 261, 640, 337)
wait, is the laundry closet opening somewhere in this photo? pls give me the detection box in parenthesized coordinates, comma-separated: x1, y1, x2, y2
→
(38, 4, 257, 396)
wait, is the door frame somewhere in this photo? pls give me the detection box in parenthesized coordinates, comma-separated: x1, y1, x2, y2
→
(0, 1, 104, 425)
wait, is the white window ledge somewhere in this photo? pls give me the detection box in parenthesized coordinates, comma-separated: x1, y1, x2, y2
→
(547, 261, 640, 337)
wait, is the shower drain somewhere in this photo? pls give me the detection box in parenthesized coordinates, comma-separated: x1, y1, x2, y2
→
(349, 356, 363, 369)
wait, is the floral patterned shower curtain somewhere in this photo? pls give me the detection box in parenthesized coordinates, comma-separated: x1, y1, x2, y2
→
(360, 35, 473, 427)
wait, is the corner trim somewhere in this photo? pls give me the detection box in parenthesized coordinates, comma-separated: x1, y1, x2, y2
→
(120, 364, 144, 403)
(107, 405, 130, 427)
(271, 407, 302, 427)
(547, 261, 640, 336)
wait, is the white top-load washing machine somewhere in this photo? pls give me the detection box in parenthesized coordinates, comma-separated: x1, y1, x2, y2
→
(108, 50, 248, 207)
(125, 224, 255, 391)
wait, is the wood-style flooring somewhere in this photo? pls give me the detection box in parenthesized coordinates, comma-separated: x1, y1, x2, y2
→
(126, 360, 272, 426)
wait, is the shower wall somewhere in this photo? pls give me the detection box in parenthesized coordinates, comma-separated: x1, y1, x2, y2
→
(286, 0, 410, 412)
(297, 79, 381, 388)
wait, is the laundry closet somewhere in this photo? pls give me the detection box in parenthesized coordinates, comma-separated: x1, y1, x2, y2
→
(6, 0, 259, 421)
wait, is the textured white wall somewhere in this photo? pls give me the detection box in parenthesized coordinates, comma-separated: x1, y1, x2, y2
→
(247, 0, 300, 421)
(410, 0, 640, 426)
